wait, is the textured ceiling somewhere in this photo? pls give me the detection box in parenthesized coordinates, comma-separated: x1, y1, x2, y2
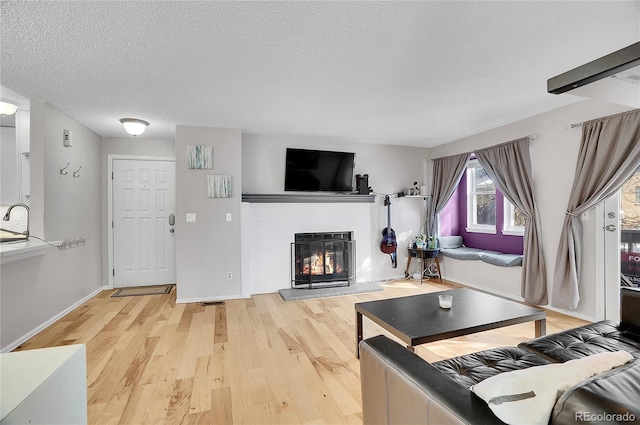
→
(1, 1, 639, 147)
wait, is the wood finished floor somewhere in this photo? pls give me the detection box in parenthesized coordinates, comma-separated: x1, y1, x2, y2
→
(15, 279, 588, 424)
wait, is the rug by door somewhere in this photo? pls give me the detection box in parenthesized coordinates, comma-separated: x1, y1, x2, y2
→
(111, 284, 174, 298)
(278, 281, 382, 302)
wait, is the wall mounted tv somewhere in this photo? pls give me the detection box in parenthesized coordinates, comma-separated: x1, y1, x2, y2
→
(285, 148, 355, 192)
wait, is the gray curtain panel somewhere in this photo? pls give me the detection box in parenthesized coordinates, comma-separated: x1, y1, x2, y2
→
(475, 138, 548, 305)
(552, 109, 640, 310)
(426, 153, 470, 237)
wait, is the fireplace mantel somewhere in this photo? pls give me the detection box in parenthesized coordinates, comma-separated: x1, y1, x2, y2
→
(242, 193, 376, 203)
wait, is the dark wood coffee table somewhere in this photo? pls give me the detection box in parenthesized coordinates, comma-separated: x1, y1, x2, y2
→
(355, 288, 546, 358)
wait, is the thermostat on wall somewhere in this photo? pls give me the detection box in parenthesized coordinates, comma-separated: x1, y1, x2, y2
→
(63, 129, 72, 147)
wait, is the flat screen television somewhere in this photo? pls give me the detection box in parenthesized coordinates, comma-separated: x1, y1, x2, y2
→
(285, 148, 355, 192)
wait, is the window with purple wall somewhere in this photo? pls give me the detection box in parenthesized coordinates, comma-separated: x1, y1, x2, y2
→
(439, 169, 523, 255)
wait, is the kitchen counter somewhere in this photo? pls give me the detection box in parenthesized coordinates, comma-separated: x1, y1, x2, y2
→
(1, 344, 87, 423)
(0, 238, 60, 264)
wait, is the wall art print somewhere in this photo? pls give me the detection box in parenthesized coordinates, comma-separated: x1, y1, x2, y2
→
(208, 174, 232, 198)
(187, 145, 213, 169)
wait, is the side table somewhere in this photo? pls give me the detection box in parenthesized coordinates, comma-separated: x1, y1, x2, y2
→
(404, 248, 441, 284)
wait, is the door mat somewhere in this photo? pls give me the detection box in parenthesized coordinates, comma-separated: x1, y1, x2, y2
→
(278, 281, 382, 302)
(111, 284, 174, 298)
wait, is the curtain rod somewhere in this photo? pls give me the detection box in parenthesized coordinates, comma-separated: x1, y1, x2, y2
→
(571, 109, 640, 129)
(432, 134, 536, 161)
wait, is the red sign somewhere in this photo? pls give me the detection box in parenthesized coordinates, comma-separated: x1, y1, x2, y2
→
(622, 252, 640, 284)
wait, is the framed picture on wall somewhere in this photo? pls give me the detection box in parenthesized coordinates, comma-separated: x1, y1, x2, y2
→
(208, 174, 231, 198)
(187, 145, 213, 169)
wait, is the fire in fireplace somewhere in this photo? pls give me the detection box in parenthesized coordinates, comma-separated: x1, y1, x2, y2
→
(291, 232, 355, 288)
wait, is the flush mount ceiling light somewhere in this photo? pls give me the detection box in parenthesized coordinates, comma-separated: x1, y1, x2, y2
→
(119, 118, 149, 137)
(0, 101, 18, 116)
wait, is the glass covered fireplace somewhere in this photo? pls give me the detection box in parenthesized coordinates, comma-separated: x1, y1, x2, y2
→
(291, 231, 355, 289)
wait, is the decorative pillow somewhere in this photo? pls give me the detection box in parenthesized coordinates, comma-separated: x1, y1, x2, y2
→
(437, 236, 464, 249)
(478, 252, 523, 267)
(470, 350, 633, 425)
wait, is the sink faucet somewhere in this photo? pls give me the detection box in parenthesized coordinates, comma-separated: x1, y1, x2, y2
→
(2, 203, 30, 239)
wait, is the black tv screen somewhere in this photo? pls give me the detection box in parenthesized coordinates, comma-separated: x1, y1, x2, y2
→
(285, 148, 355, 192)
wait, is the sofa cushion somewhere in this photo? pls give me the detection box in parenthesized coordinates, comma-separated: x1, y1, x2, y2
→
(550, 360, 640, 425)
(518, 320, 640, 362)
(438, 236, 464, 249)
(433, 346, 551, 388)
(470, 351, 633, 425)
(478, 251, 523, 267)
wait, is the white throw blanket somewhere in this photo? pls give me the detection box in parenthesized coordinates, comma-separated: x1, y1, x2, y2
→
(471, 350, 634, 425)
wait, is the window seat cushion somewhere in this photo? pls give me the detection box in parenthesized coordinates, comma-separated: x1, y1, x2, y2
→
(440, 247, 491, 260)
(440, 246, 522, 267)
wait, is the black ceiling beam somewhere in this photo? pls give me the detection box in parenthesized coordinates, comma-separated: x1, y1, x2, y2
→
(547, 42, 640, 94)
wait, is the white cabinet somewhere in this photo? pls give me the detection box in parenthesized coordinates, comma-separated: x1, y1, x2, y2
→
(1, 344, 87, 424)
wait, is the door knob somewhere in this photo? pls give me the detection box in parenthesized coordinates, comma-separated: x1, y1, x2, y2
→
(605, 224, 617, 232)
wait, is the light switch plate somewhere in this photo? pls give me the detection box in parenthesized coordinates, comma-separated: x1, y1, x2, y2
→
(63, 129, 72, 147)
(186, 213, 196, 223)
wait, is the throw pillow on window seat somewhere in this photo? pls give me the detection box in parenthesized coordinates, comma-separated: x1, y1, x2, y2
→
(438, 236, 464, 249)
(478, 252, 523, 267)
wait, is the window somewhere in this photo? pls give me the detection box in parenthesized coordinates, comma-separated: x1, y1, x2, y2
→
(466, 160, 496, 233)
(465, 160, 525, 235)
(503, 201, 526, 236)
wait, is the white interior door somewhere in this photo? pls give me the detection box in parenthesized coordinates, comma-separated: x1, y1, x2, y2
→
(113, 159, 176, 287)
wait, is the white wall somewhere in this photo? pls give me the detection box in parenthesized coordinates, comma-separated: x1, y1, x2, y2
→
(1, 102, 103, 351)
(427, 99, 633, 321)
(242, 133, 429, 281)
(100, 137, 175, 285)
(175, 126, 242, 302)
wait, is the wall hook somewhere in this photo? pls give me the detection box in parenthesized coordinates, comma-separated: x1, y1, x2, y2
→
(73, 166, 82, 178)
(60, 163, 70, 176)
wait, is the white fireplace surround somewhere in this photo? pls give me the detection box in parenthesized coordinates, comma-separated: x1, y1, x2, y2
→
(241, 202, 372, 296)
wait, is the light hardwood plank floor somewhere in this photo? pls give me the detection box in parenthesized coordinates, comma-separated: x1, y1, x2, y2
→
(15, 279, 588, 424)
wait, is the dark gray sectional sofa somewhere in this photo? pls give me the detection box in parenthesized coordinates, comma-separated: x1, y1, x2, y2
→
(360, 287, 640, 424)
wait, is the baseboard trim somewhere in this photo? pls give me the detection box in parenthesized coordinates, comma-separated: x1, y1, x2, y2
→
(542, 304, 598, 323)
(1, 285, 109, 353)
